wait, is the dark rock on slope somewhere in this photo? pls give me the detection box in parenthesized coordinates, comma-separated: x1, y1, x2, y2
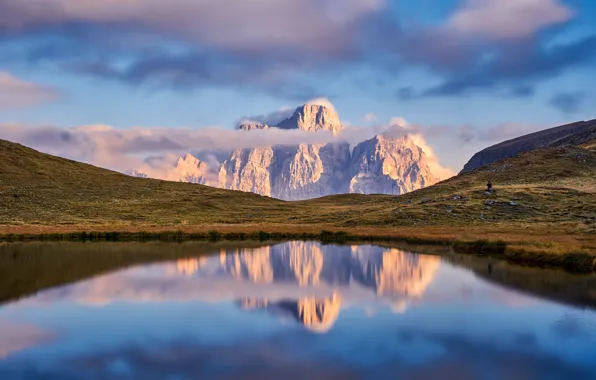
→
(461, 119, 596, 173)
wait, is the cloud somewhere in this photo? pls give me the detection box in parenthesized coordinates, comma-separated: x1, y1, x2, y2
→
(409, 133, 457, 180)
(305, 97, 338, 113)
(393, 118, 457, 180)
(0, 116, 458, 181)
(0, 0, 387, 98)
(549, 92, 587, 114)
(0, 71, 59, 110)
(239, 98, 338, 127)
(10, 340, 358, 380)
(363, 113, 377, 122)
(0, 0, 384, 53)
(0, 123, 346, 176)
(0, 96, 558, 180)
(1, 108, 541, 181)
(419, 36, 596, 97)
(395, 121, 549, 173)
(238, 107, 295, 127)
(392, 0, 595, 98)
(0, 0, 591, 99)
(448, 0, 573, 40)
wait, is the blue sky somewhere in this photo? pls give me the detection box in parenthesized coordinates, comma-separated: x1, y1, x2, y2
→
(0, 0, 595, 173)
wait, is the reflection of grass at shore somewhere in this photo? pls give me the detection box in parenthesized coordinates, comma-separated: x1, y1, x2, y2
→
(1, 241, 594, 312)
(0, 241, 269, 305)
(442, 251, 596, 310)
(1, 229, 595, 273)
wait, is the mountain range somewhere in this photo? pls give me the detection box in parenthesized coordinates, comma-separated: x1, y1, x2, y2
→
(133, 104, 439, 200)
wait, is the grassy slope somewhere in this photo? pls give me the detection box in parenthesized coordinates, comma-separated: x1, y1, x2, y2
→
(0, 139, 291, 225)
(1, 138, 596, 259)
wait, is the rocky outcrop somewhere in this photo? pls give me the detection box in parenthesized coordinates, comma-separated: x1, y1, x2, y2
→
(127, 170, 148, 178)
(461, 119, 596, 173)
(218, 147, 276, 196)
(237, 122, 269, 131)
(216, 104, 351, 199)
(349, 126, 439, 195)
(272, 143, 352, 200)
(174, 153, 212, 185)
(277, 104, 342, 134)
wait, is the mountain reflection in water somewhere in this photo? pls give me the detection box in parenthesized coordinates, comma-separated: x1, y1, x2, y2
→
(0, 241, 595, 380)
(18, 243, 439, 330)
(238, 293, 342, 334)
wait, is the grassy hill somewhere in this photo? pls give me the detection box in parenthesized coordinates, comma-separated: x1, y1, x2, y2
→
(1, 138, 595, 268)
(0, 139, 290, 226)
(461, 119, 596, 172)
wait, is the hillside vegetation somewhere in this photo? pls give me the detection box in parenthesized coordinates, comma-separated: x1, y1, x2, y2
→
(1, 138, 596, 263)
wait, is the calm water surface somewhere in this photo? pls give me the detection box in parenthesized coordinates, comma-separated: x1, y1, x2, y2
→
(0, 241, 595, 379)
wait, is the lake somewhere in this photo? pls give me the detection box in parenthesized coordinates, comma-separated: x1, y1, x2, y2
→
(0, 241, 595, 379)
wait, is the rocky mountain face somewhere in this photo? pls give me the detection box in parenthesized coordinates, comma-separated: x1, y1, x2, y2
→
(461, 119, 596, 173)
(174, 153, 212, 185)
(137, 104, 439, 200)
(348, 127, 437, 195)
(237, 122, 269, 131)
(277, 104, 343, 134)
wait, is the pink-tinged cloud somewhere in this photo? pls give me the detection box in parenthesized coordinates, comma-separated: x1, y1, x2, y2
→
(0, 97, 552, 181)
(448, 0, 573, 40)
(363, 113, 377, 122)
(0, 72, 59, 110)
(0, 117, 549, 182)
(0, 0, 384, 55)
(0, 119, 461, 180)
(0, 0, 590, 99)
(390, 117, 457, 180)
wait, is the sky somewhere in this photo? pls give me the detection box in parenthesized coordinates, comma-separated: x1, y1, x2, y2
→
(0, 0, 595, 175)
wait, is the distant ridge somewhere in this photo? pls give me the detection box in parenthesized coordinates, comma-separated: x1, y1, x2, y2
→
(461, 119, 596, 173)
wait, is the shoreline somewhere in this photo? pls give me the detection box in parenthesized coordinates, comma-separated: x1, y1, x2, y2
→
(1, 225, 594, 274)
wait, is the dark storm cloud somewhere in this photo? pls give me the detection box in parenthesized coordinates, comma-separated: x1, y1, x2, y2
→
(0, 0, 593, 99)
